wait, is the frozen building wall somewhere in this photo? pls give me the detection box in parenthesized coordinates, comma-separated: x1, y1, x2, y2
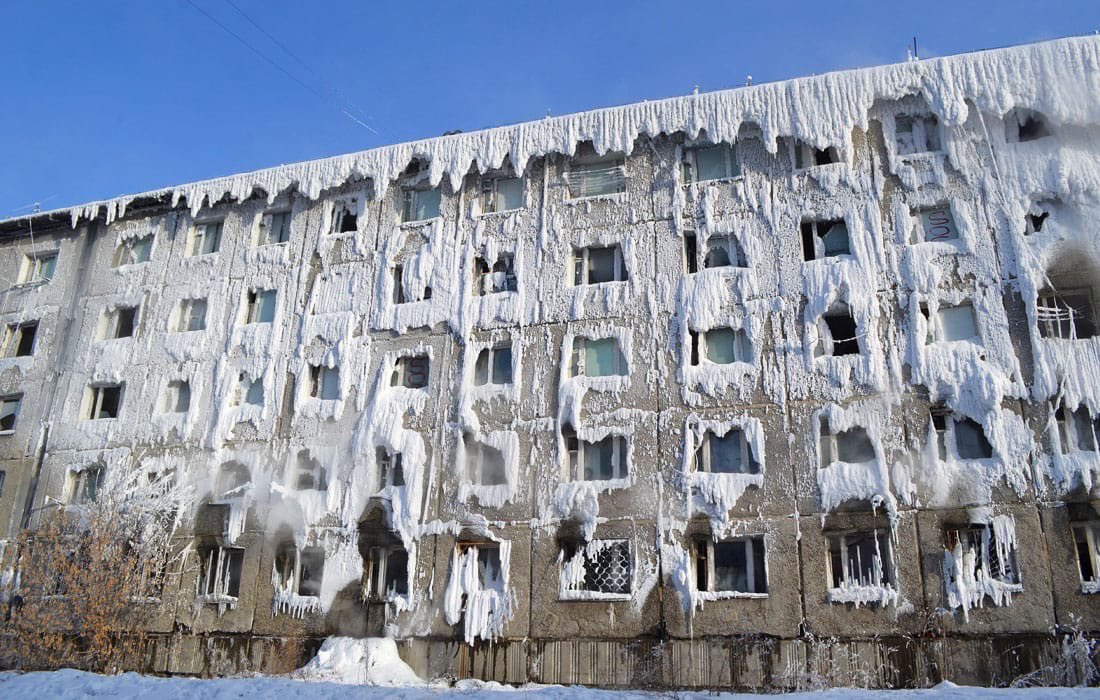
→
(0, 35, 1099, 687)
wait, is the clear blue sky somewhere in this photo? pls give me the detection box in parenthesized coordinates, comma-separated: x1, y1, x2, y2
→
(1, 1, 1096, 217)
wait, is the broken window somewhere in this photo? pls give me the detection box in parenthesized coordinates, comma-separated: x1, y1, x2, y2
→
(683, 143, 739, 183)
(480, 175, 524, 213)
(161, 380, 191, 414)
(376, 448, 406, 491)
(791, 140, 841, 169)
(474, 254, 517, 295)
(86, 384, 122, 420)
(563, 429, 628, 481)
(1073, 523, 1100, 588)
(1054, 403, 1100, 454)
(0, 395, 21, 433)
(216, 462, 251, 500)
(402, 187, 442, 223)
(19, 252, 57, 284)
(295, 451, 327, 491)
(567, 156, 626, 198)
(561, 539, 632, 597)
(2, 321, 37, 357)
(391, 354, 430, 389)
(683, 231, 698, 274)
(68, 465, 106, 505)
(801, 218, 850, 261)
(704, 235, 748, 269)
(331, 198, 359, 233)
(1037, 288, 1097, 339)
(244, 289, 277, 324)
(1024, 202, 1053, 235)
(694, 428, 760, 474)
(175, 298, 207, 333)
(819, 417, 876, 467)
(828, 530, 894, 590)
(930, 406, 994, 460)
(895, 114, 941, 155)
(913, 204, 958, 243)
(112, 234, 153, 267)
(570, 336, 626, 377)
(188, 220, 222, 256)
(474, 345, 512, 386)
(308, 364, 341, 400)
(465, 439, 507, 486)
(198, 546, 244, 599)
(817, 304, 860, 357)
(573, 245, 628, 285)
(274, 544, 324, 598)
(99, 306, 137, 340)
(391, 264, 431, 304)
(694, 536, 767, 594)
(232, 373, 263, 407)
(690, 326, 752, 365)
(365, 544, 408, 600)
(257, 211, 291, 246)
(945, 524, 1020, 587)
(1006, 109, 1052, 143)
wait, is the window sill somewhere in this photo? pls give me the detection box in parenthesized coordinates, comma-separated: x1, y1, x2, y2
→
(195, 593, 239, 606)
(793, 162, 847, 174)
(112, 262, 150, 271)
(184, 252, 220, 260)
(898, 150, 945, 162)
(696, 590, 768, 601)
(0, 430, 15, 437)
(684, 175, 744, 187)
(564, 191, 627, 205)
(1080, 581, 1100, 595)
(570, 280, 630, 289)
(475, 207, 524, 219)
(254, 242, 289, 248)
(13, 280, 50, 289)
(400, 217, 440, 228)
(559, 591, 632, 602)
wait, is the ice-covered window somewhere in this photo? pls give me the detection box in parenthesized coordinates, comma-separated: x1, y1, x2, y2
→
(480, 175, 524, 213)
(817, 304, 860, 357)
(895, 114, 941, 155)
(391, 264, 432, 304)
(683, 231, 698, 274)
(704, 235, 747, 269)
(457, 543, 504, 594)
(1054, 403, 1100, 454)
(1006, 109, 1051, 143)
(1024, 203, 1052, 236)
(791, 140, 841, 169)
(474, 345, 512, 386)
(99, 305, 137, 340)
(819, 418, 875, 467)
(694, 428, 760, 474)
(563, 429, 628, 481)
(402, 187, 442, 223)
(391, 354, 430, 389)
(274, 544, 324, 598)
(1036, 288, 1096, 339)
(465, 439, 507, 486)
(0, 395, 21, 433)
(376, 448, 405, 490)
(945, 524, 1020, 587)
(188, 221, 222, 256)
(682, 143, 739, 183)
(694, 536, 767, 594)
(85, 384, 122, 420)
(18, 251, 57, 284)
(570, 336, 626, 377)
(256, 211, 291, 246)
(1072, 523, 1100, 590)
(927, 303, 979, 343)
(365, 544, 408, 600)
(174, 298, 207, 333)
(198, 546, 244, 599)
(161, 380, 191, 414)
(216, 462, 251, 500)
(68, 465, 105, 505)
(828, 530, 894, 591)
(567, 156, 626, 199)
(561, 539, 631, 598)
(930, 407, 993, 460)
(331, 198, 359, 233)
(244, 289, 277, 324)
(308, 364, 341, 400)
(232, 373, 263, 407)
(912, 204, 958, 244)
(2, 321, 37, 357)
(112, 234, 153, 267)
(573, 245, 628, 285)
(800, 218, 850, 261)
(295, 451, 327, 491)
(690, 327, 752, 365)
(474, 255, 517, 295)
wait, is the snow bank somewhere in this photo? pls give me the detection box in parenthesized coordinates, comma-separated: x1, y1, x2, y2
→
(294, 637, 422, 686)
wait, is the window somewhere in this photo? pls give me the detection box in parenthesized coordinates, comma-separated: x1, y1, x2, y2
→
(694, 537, 767, 594)
(895, 114, 941, 155)
(563, 429, 628, 481)
(683, 143, 739, 183)
(376, 448, 405, 490)
(570, 336, 626, 377)
(828, 531, 894, 590)
(934, 303, 980, 343)
(1024, 203, 1052, 235)
(683, 231, 698, 274)
(561, 540, 631, 597)
(567, 157, 626, 198)
(817, 304, 860, 357)
(474, 255, 517, 295)
(175, 298, 207, 332)
(402, 188, 441, 222)
(257, 211, 291, 246)
(274, 545, 324, 598)
(161, 380, 191, 414)
(1036, 289, 1096, 339)
(573, 245, 628, 285)
(232, 373, 263, 407)
(466, 439, 507, 486)
(819, 418, 875, 467)
(308, 364, 341, 400)
(945, 524, 1020, 586)
(474, 346, 512, 386)
(100, 306, 138, 340)
(703, 235, 747, 269)
(112, 235, 153, 267)
(689, 327, 752, 365)
(792, 140, 841, 169)
(391, 355, 430, 389)
(391, 264, 431, 304)
(801, 218, 850, 260)
(1072, 523, 1100, 589)
(86, 385, 122, 419)
(930, 407, 993, 460)
(244, 289, 277, 324)
(1053, 404, 1100, 454)
(1006, 109, 1051, 143)
(188, 221, 222, 256)
(913, 204, 958, 243)
(0, 395, 21, 433)
(694, 428, 760, 474)
(331, 198, 359, 233)
(480, 176, 523, 213)
(365, 545, 408, 600)
(198, 546, 244, 599)
(2, 321, 37, 357)
(69, 466, 106, 505)
(19, 252, 58, 284)
(295, 451, 328, 491)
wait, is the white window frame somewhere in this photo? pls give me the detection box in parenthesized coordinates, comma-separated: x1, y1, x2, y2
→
(682, 143, 739, 183)
(112, 235, 153, 267)
(474, 254, 518, 295)
(932, 303, 980, 344)
(827, 530, 895, 591)
(930, 407, 993, 461)
(566, 157, 626, 199)
(465, 439, 507, 487)
(198, 545, 244, 599)
(308, 364, 341, 400)
(274, 544, 324, 598)
(19, 252, 58, 284)
(694, 428, 759, 475)
(232, 373, 263, 408)
(376, 448, 405, 491)
(1036, 288, 1095, 340)
(391, 355, 430, 389)
(99, 305, 138, 340)
(564, 431, 628, 482)
(791, 140, 841, 170)
(244, 288, 277, 324)
(945, 524, 1020, 587)
(161, 379, 191, 414)
(330, 197, 360, 234)
(365, 544, 408, 601)
(801, 218, 850, 260)
(817, 418, 875, 468)
(570, 336, 626, 378)
(175, 298, 207, 333)
(1054, 403, 1100, 454)
(187, 220, 223, 256)
(2, 321, 38, 358)
(1072, 523, 1100, 590)
(68, 466, 106, 505)
(691, 326, 752, 366)
(479, 175, 524, 214)
(572, 245, 628, 285)
(694, 536, 768, 595)
(474, 345, 513, 386)
(256, 210, 291, 246)
(85, 384, 122, 420)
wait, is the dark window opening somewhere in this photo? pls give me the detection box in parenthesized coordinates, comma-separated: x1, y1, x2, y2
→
(955, 418, 994, 460)
(115, 307, 137, 338)
(1037, 288, 1097, 340)
(823, 310, 859, 356)
(1025, 212, 1049, 235)
(801, 219, 850, 261)
(683, 232, 698, 274)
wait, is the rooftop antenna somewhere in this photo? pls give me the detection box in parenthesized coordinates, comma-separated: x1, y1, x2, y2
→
(746, 75, 753, 86)
(911, 36, 919, 61)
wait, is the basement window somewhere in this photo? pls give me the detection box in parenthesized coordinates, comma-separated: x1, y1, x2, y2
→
(895, 114, 941, 155)
(112, 235, 153, 267)
(365, 545, 408, 600)
(480, 175, 524, 213)
(376, 448, 405, 490)
(18, 252, 57, 284)
(801, 218, 850, 260)
(570, 336, 626, 377)
(689, 327, 752, 365)
(2, 321, 38, 357)
(694, 428, 760, 474)
(474, 345, 512, 386)
(175, 298, 207, 332)
(930, 406, 993, 460)
(188, 221, 222, 256)
(256, 211, 291, 246)
(1036, 288, 1097, 339)
(682, 143, 739, 183)
(1053, 403, 1100, 454)
(308, 364, 341, 400)
(244, 289, 277, 324)
(161, 380, 191, 414)
(828, 530, 894, 590)
(391, 354, 430, 389)
(474, 254, 517, 295)
(573, 245, 628, 285)
(232, 374, 264, 407)
(0, 395, 21, 433)
(1072, 523, 1100, 590)
(945, 524, 1020, 587)
(817, 304, 860, 357)
(86, 385, 122, 420)
(274, 544, 324, 598)
(792, 140, 841, 169)
(402, 187, 442, 223)
(567, 156, 626, 199)
(560, 539, 632, 599)
(198, 546, 244, 599)
(68, 465, 105, 505)
(331, 198, 359, 233)
(466, 439, 507, 486)
(704, 235, 748, 269)
(819, 417, 875, 467)
(913, 204, 958, 243)
(295, 451, 328, 491)
(694, 536, 767, 595)
(1006, 109, 1052, 143)
(563, 429, 628, 481)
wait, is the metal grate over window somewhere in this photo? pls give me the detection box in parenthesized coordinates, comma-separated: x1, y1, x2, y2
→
(582, 540, 631, 595)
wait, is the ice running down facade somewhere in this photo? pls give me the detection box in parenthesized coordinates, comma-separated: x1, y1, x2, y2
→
(0, 35, 1099, 687)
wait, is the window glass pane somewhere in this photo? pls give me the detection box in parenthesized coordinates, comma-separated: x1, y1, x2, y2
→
(709, 430, 743, 473)
(695, 145, 729, 181)
(173, 382, 191, 412)
(939, 305, 978, 342)
(705, 328, 737, 364)
(895, 116, 916, 154)
(1073, 408, 1098, 451)
(955, 419, 993, 459)
(737, 330, 753, 363)
(258, 290, 277, 322)
(496, 177, 523, 211)
(574, 160, 625, 197)
(919, 206, 957, 242)
(587, 246, 617, 284)
(585, 436, 615, 480)
(479, 445, 507, 486)
(413, 189, 441, 221)
(492, 347, 513, 384)
(585, 338, 620, 377)
(189, 299, 207, 331)
(821, 222, 850, 256)
(835, 428, 875, 463)
(713, 541, 747, 592)
(474, 350, 489, 385)
(133, 237, 152, 262)
(245, 379, 263, 406)
(320, 367, 340, 400)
